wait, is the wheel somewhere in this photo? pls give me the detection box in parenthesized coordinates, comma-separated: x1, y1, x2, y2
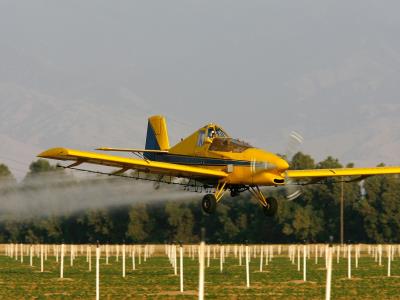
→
(202, 194, 217, 214)
(263, 197, 278, 217)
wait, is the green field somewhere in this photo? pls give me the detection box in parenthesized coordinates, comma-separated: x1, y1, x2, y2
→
(0, 246, 399, 299)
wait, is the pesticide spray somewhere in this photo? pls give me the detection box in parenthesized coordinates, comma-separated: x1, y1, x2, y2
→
(0, 170, 197, 220)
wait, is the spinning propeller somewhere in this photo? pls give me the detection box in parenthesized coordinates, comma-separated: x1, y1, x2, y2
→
(249, 130, 304, 201)
(284, 131, 304, 201)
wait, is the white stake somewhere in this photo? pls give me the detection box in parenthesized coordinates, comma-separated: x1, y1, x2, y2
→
(355, 245, 359, 269)
(60, 244, 64, 279)
(180, 245, 184, 292)
(220, 245, 223, 273)
(89, 246, 92, 272)
(96, 244, 100, 300)
(70, 245, 73, 267)
(325, 245, 328, 269)
(132, 247, 136, 270)
(106, 244, 109, 265)
(20, 244, 23, 263)
(40, 244, 44, 273)
(269, 245, 273, 261)
(122, 244, 126, 278)
(259, 246, 263, 272)
(116, 245, 119, 262)
(174, 245, 178, 275)
(325, 245, 332, 300)
(207, 245, 210, 268)
(297, 246, 300, 271)
(246, 245, 250, 288)
(347, 245, 351, 279)
(29, 245, 33, 267)
(239, 245, 242, 266)
(303, 245, 307, 281)
(388, 245, 392, 277)
(336, 245, 340, 264)
(198, 241, 205, 300)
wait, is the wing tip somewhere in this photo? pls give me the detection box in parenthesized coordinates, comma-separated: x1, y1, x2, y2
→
(37, 147, 69, 159)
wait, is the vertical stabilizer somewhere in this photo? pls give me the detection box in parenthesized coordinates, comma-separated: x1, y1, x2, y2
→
(145, 115, 170, 153)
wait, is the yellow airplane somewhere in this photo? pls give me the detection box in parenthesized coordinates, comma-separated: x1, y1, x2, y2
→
(38, 115, 400, 216)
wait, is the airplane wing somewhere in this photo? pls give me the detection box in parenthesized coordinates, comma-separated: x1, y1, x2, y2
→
(38, 147, 227, 180)
(286, 166, 400, 182)
(96, 147, 169, 154)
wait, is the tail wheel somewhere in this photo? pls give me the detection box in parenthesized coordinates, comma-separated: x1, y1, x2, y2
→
(263, 197, 278, 217)
(202, 194, 217, 214)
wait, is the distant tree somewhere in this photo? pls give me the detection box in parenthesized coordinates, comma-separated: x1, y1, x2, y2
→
(165, 202, 195, 242)
(316, 156, 342, 169)
(26, 159, 58, 176)
(277, 195, 325, 242)
(78, 210, 114, 243)
(0, 163, 13, 177)
(126, 204, 150, 242)
(290, 152, 315, 170)
(357, 174, 400, 243)
(0, 163, 16, 184)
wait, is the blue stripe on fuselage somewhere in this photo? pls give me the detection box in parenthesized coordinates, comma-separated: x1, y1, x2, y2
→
(151, 153, 251, 166)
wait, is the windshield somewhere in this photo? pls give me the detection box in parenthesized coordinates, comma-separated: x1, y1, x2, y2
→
(215, 127, 228, 137)
(209, 137, 253, 153)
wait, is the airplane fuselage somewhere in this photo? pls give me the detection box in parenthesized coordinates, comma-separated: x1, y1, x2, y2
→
(149, 123, 289, 186)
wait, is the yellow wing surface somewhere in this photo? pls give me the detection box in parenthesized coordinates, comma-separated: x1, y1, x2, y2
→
(287, 166, 400, 181)
(38, 147, 227, 179)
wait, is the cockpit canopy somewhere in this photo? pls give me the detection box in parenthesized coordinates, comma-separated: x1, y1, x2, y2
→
(209, 137, 253, 153)
(197, 125, 253, 153)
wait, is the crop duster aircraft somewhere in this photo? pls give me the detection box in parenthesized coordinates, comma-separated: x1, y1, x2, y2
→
(39, 115, 400, 216)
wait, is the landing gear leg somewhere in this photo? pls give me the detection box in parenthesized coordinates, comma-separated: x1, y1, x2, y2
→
(201, 181, 227, 214)
(249, 186, 278, 217)
(262, 197, 277, 217)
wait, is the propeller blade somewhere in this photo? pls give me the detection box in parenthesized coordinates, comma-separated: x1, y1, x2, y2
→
(286, 131, 304, 160)
(284, 130, 304, 201)
(286, 188, 302, 201)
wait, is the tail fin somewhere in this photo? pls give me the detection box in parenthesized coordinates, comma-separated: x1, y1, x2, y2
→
(145, 116, 170, 158)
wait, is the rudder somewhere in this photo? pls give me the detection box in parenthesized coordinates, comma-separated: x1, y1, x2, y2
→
(145, 115, 170, 156)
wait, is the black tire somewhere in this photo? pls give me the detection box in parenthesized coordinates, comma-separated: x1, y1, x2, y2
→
(263, 197, 278, 217)
(202, 194, 217, 214)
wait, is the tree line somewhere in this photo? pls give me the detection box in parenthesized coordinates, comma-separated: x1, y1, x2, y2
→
(0, 153, 399, 244)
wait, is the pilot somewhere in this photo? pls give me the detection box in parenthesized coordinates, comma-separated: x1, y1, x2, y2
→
(208, 129, 216, 138)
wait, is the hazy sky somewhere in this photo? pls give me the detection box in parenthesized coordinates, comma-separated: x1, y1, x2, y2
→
(1, 0, 400, 178)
